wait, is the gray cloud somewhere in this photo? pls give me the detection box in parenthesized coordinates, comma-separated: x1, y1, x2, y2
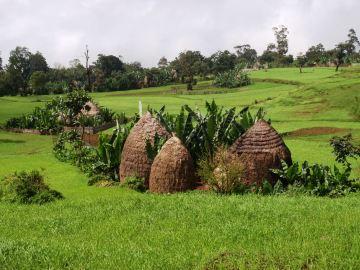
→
(0, 0, 359, 67)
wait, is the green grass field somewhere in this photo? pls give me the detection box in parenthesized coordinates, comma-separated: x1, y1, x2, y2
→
(0, 67, 359, 269)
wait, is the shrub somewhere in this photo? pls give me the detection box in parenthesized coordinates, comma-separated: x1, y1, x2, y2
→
(121, 176, 146, 192)
(213, 65, 251, 88)
(197, 147, 245, 194)
(330, 133, 360, 168)
(0, 170, 63, 204)
(271, 160, 360, 197)
(53, 121, 134, 183)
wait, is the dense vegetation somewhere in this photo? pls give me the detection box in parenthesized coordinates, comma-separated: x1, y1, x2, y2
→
(4, 89, 118, 132)
(0, 170, 63, 204)
(0, 67, 359, 269)
(0, 27, 359, 96)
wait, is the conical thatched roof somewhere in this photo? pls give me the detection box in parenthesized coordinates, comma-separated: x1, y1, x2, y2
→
(80, 101, 100, 117)
(149, 136, 195, 193)
(228, 120, 292, 186)
(119, 112, 170, 187)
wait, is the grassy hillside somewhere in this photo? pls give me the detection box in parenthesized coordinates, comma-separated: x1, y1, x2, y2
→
(0, 67, 359, 269)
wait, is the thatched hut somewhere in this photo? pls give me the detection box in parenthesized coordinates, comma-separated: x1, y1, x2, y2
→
(80, 101, 100, 117)
(119, 112, 170, 187)
(149, 136, 195, 193)
(228, 120, 292, 186)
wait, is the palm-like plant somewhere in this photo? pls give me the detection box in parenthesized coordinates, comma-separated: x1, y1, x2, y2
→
(154, 100, 267, 163)
(94, 121, 132, 180)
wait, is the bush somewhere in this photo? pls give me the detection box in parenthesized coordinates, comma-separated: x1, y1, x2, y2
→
(271, 160, 360, 197)
(197, 147, 245, 194)
(121, 176, 146, 192)
(0, 170, 63, 204)
(213, 65, 251, 88)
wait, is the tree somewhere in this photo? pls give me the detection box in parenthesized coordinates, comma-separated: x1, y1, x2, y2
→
(0, 52, 2, 71)
(345, 28, 360, 62)
(94, 54, 124, 77)
(305, 43, 326, 66)
(84, 45, 92, 91)
(234, 44, 258, 67)
(210, 50, 237, 74)
(332, 43, 348, 72)
(259, 43, 277, 67)
(29, 71, 49, 95)
(272, 25, 289, 56)
(171, 50, 204, 90)
(7, 46, 32, 95)
(296, 53, 307, 73)
(158, 57, 168, 68)
(29, 52, 48, 74)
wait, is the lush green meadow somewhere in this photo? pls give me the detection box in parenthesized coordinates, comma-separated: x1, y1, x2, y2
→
(0, 67, 359, 269)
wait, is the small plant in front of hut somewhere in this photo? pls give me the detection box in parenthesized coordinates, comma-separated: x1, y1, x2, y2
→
(0, 170, 63, 204)
(197, 147, 246, 194)
(121, 176, 146, 192)
(93, 121, 133, 181)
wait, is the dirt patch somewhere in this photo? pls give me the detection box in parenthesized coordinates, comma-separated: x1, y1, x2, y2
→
(285, 127, 347, 137)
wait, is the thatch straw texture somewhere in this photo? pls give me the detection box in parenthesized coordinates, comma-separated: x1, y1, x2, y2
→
(80, 101, 100, 117)
(228, 120, 292, 186)
(119, 112, 170, 186)
(149, 136, 195, 193)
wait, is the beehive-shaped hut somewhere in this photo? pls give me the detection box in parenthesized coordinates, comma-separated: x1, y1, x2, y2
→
(228, 120, 292, 186)
(149, 136, 195, 193)
(80, 101, 100, 117)
(119, 112, 170, 186)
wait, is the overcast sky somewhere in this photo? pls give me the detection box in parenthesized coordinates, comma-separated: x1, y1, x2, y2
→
(0, 0, 359, 67)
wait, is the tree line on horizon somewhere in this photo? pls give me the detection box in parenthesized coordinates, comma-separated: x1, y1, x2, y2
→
(0, 26, 359, 96)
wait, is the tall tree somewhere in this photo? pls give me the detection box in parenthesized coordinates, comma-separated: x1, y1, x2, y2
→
(305, 43, 326, 65)
(158, 57, 168, 68)
(259, 43, 277, 66)
(0, 51, 2, 71)
(171, 50, 204, 90)
(94, 54, 124, 77)
(234, 44, 258, 67)
(332, 43, 348, 72)
(7, 46, 32, 95)
(29, 51, 48, 74)
(345, 28, 360, 61)
(210, 50, 237, 74)
(272, 25, 289, 56)
(296, 53, 307, 73)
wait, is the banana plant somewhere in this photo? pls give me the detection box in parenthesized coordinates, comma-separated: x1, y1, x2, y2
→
(94, 121, 131, 180)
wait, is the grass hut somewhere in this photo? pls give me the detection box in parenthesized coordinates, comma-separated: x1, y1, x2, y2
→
(119, 112, 170, 187)
(80, 101, 100, 117)
(228, 120, 292, 186)
(149, 136, 195, 193)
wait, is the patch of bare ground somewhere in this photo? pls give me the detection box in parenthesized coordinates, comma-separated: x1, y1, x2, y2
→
(284, 127, 348, 137)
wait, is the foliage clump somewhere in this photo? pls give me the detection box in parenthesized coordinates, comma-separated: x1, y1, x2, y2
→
(271, 161, 359, 197)
(213, 65, 251, 88)
(197, 147, 245, 194)
(0, 170, 63, 204)
(271, 134, 360, 197)
(121, 176, 146, 192)
(5, 89, 117, 132)
(53, 121, 133, 185)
